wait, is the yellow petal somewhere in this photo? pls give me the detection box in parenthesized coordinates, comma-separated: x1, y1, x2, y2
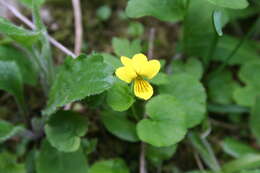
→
(139, 60, 161, 79)
(132, 53, 148, 74)
(115, 66, 137, 83)
(120, 56, 132, 67)
(134, 79, 153, 100)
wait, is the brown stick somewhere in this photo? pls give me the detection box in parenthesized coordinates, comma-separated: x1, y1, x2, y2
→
(72, 0, 83, 55)
(0, 0, 76, 58)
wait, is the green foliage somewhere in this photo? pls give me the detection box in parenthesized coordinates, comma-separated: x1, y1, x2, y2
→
(96, 5, 112, 21)
(106, 81, 135, 112)
(0, 17, 40, 46)
(250, 96, 260, 143)
(137, 95, 187, 147)
(0, 45, 37, 86)
(212, 36, 259, 65)
(171, 58, 203, 80)
(0, 152, 26, 173)
(101, 110, 139, 142)
(36, 140, 88, 173)
(159, 74, 206, 128)
(222, 154, 260, 173)
(183, 0, 216, 60)
(102, 53, 121, 70)
(112, 38, 142, 57)
(150, 72, 170, 85)
(147, 144, 177, 165)
(126, 0, 186, 22)
(45, 111, 88, 152)
(0, 61, 25, 110)
(213, 10, 224, 36)
(89, 158, 129, 173)
(127, 22, 144, 37)
(43, 54, 114, 115)
(234, 60, 260, 107)
(206, 0, 249, 9)
(0, 121, 23, 143)
(221, 137, 258, 158)
(19, 0, 45, 8)
(208, 69, 239, 104)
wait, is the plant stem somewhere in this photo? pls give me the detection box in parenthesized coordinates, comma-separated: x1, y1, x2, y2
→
(72, 0, 83, 55)
(0, 0, 76, 58)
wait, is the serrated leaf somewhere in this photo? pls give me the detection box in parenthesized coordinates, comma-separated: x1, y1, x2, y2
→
(0, 45, 37, 86)
(171, 58, 203, 80)
(137, 95, 187, 147)
(102, 53, 121, 70)
(0, 61, 25, 110)
(159, 74, 206, 128)
(89, 158, 129, 173)
(125, 0, 186, 22)
(0, 152, 26, 173)
(0, 120, 24, 143)
(206, 0, 249, 9)
(221, 138, 258, 158)
(112, 38, 142, 57)
(45, 111, 88, 152)
(43, 54, 114, 115)
(250, 96, 260, 143)
(0, 17, 40, 46)
(36, 140, 88, 173)
(101, 110, 139, 142)
(106, 81, 135, 112)
(234, 60, 260, 107)
(208, 69, 239, 104)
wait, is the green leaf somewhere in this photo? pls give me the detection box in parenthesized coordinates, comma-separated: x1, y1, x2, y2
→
(183, 0, 216, 60)
(0, 17, 40, 46)
(240, 170, 260, 173)
(19, 0, 45, 8)
(213, 10, 224, 36)
(137, 95, 187, 147)
(212, 36, 259, 65)
(159, 74, 206, 128)
(0, 61, 25, 110)
(45, 111, 88, 152)
(0, 45, 37, 86)
(0, 152, 26, 173)
(102, 53, 121, 70)
(43, 54, 114, 115)
(127, 22, 144, 37)
(101, 110, 139, 142)
(150, 72, 170, 85)
(222, 154, 260, 173)
(188, 133, 221, 172)
(125, 0, 186, 22)
(208, 69, 239, 104)
(0, 120, 24, 143)
(250, 96, 260, 143)
(112, 38, 142, 57)
(171, 58, 203, 80)
(89, 158, 130, 173)
(147, 144, 177, 165)
(36, 140, 88, 173)
(234, 60, 260, 107)
(221, 138, 258, 158)
(106, 81, 135, 112)
(206, 0, 249, 9)
(96, 5, 112, 21)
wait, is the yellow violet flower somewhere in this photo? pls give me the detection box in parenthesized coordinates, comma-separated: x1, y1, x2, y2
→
(115, 53, 160, 100)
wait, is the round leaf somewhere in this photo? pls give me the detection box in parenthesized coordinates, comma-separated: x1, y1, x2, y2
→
(89, 158, 129, 173)
(137, 95, 187, 147)
(45, 111, 88, 152)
